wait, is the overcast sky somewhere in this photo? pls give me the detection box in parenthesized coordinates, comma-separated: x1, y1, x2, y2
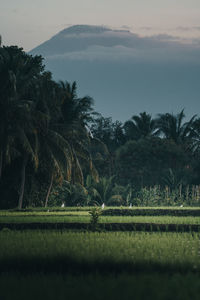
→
(1, 0, 200, 51)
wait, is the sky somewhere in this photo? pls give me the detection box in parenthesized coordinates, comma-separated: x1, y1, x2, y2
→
(1, 0, 200, 51)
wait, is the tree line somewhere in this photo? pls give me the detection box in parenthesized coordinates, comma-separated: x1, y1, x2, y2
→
(1, 43, 200, 208)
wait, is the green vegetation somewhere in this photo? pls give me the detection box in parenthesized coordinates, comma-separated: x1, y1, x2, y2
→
(2, 215, 200, 224)
(1, 230, 200, 299)
(50, 180, 200, 207)
(0, 231, 199, 273)
(1, 208, 200, 233)
(1, 45, 200, 209)
(89, 207, 102, 230)
(2, 40, 200, 299)
(1, 212, 200, 225)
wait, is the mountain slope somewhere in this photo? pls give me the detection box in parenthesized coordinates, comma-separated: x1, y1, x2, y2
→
(30, 25, 200, 121)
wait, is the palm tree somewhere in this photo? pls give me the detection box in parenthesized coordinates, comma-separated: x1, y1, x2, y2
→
(51, 180, 88, 206)
(37, 125, 73, 207)
(30, 74, 73, 207)
(57, 81, 98, 184)
(85, 175, 122, 205)
(189, 118, 200, 154)
(124, 112, 156, 141)
(31, 78, 99, 207)
(0, 88, 37, 209)
(0, 46, 44, 208)
(16, 102, 40, 209)
(0, 46, 16, 180)
(155, 110, 196, 146)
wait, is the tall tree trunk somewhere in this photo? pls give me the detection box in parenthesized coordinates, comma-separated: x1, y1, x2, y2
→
(18, 154, 28, 210)
(45, 173, 53, 207)
(0, 149, 3, 180)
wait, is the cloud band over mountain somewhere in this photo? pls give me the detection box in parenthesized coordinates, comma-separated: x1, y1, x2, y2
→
(30, 25, 200, 121)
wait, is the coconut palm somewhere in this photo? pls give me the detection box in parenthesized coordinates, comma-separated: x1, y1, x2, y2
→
(31, 78, 99, 207)
(85, 175, 122, 205)
(29, 74, 73, 207)
(57, 81, 99, 184)
(0, 46, 44, 208)
(155, 110, 196, 146)
(36, 119, 74, 207)
(124, 112, 156, 141)
(187, 118, 200, 155)
(0, 46, 17, 179)
(10, 100, 39, 209)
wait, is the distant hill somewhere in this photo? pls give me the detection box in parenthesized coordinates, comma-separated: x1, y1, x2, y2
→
(30, 25, 200, 121)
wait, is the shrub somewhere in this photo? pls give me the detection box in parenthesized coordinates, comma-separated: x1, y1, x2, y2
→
(89, 207, 102, 230)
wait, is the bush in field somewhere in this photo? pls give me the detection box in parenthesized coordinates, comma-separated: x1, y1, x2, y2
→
(89, 207, 102, 230)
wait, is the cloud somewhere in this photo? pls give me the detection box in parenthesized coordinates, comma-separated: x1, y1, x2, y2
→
(120, 25, 132, 30)
(176, 26, 192, 32)
(139, 26, 153, 31)
(11, 9, 18, 14)
(61, 30, 132, 39)
(176, 26, 200, 32)
(46, 42, 200, 65)
(149, 34, 181, 42)
(193, 26, 200, 31)
(31, 25, 200, 66)
(56, 26, 199, 48)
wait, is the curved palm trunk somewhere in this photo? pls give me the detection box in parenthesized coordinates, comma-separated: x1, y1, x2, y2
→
(45, 173, 53, 207)
(0, 149, 2, 180)
(18, 154, 28, 210)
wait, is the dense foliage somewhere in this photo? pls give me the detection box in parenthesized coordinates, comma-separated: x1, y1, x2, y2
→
(1, 44, 200, 208)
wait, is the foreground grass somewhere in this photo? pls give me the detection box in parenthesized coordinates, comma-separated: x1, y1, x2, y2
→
(1, 230, 200, 299)
(1, 272, 200, 300)
(0, 231, 200, 273)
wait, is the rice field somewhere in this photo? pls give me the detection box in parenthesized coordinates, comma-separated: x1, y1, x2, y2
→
(0, 231, 199, 271)
(1, 207, 200, 299)
(1, 211, 200, 225)
(1, 230, 200, 299)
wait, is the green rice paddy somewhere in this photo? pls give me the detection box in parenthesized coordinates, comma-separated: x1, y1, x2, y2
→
(1, 210, 200, 225)
(1, 207, 200, 299)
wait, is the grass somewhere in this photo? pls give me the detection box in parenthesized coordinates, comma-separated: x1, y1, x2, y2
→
(1, 213, 200, 225)
(0, 231, 200, 273)
(0, 210, 89, 217)
(1, 272, 200, 300)
(1, 225, 200, 299)
(1, 207, 200, 299)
